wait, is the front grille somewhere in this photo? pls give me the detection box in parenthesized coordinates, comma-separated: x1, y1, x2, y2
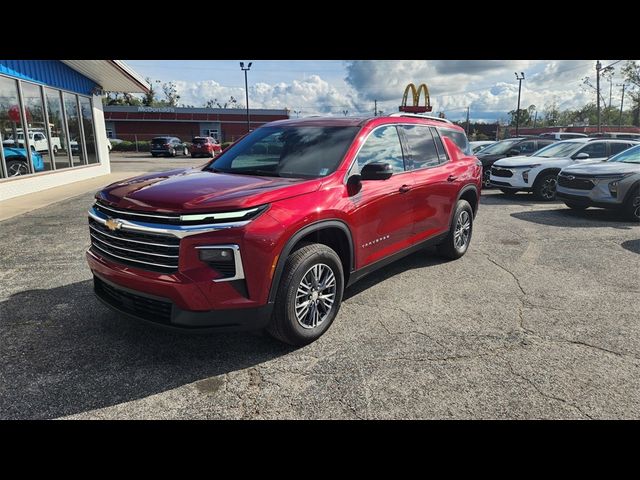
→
(491, 167, 513, 178)
(208, 261, 236, 277)
(557, 175, 595, 190)
(94, 276, 172, 324)
(95, 201, 182, 225)
(89, 217, 180, 273)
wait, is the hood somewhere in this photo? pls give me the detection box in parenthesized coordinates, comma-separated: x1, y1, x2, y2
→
(3, 146, 29, 157)
(96, 167, 321, 213)
(494, 155, 568, 168)
(476, 153, 506, 165)
(561, 161, 640, 176)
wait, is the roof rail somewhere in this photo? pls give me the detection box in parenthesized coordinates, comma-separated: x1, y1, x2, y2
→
(388, 112, 454, 125)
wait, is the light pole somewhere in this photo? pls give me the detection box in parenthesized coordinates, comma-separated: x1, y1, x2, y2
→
(596, 61, 602, 133)
(514, 72, 525, 137)
(240, 61, 252, 133)
(617, 83, 627, 128)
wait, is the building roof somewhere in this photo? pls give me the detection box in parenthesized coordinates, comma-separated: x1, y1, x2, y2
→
(61, 60, 149, 93)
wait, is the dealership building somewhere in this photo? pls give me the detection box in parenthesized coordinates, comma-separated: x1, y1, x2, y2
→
(0, 60, 148, 201)
(103, 106, 290, 143)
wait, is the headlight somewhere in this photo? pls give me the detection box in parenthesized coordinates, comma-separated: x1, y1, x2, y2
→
(180, 205, 268, 224)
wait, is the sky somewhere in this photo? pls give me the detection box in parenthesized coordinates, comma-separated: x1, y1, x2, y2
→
(124, 60, 631, 123)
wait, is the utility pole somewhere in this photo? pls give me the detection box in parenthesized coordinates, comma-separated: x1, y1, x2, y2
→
(374, 100, 378, 116)
(515, 72, 525, 137)
(240, 61, 252, 133)
(596, 60, 601, 133)
(617, 83, 627, 128)
(465, 106, 470, 135)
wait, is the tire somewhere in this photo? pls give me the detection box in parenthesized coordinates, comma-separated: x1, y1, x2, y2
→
(564, 202, 588, 211)
(183, 147, 189, 156)
(6, 160, 29, 176)
(267, 243, 344, 346)
(482, 168, 492, 188)
(151, 153, 158, 158)
(53, 145, 58, 154)
(500, 188, 519, 196)
(436, 199, 473, 260)
(533, 172, 558, 201)
(624, 190, 640, 221)
(169, 149, 176, 157)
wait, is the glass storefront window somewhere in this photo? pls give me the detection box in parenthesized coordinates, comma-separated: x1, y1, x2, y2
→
(45, 88, 71, 170)
(79, 96, 98, 164)
(63, 92, 85, 167)
(22, 82, 54, 172)
(0, 76, 29, 176)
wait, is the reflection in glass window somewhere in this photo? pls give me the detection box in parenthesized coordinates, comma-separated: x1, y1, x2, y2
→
(46, 88, 70, 169)
(63, 92, 85, 167)
(356, 126, 405, 174)
(0, 76, 30, 176)
(22, 82, 54, 172)
(79, 96, 98, 164)
(401, 125, 440, 169)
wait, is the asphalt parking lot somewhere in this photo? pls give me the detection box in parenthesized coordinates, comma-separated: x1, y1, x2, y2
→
(1, 152, 639, 419)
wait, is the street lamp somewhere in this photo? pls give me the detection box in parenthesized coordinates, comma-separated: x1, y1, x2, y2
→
(514, 72, 525, 137)
(240, 62, 252, 133)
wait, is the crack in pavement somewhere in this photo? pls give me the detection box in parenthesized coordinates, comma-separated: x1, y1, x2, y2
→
(507, 362, 593, 419)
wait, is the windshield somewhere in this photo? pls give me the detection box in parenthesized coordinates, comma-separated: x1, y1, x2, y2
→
(607, 144, 640, 164)
(532, 141, 582, 158)
(207, 126, 359, 178)
(479, 139, 522, 155)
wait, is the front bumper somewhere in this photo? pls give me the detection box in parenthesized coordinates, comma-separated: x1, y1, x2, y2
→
(93, 273, 272, 331)
(489, 167, 534, 190)
(555, 190, 622, 209)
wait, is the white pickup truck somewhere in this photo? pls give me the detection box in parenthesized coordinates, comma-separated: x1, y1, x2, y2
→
(2, 130, 62, 153)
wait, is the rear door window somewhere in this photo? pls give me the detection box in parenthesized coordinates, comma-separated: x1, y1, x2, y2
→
(609, 142, 632, 156)
(399, 125, 440, 169)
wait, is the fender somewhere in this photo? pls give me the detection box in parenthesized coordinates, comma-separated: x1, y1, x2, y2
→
(533, 168, 562, 184)
(267, 219, 355, 303)
(449, 183, 479, 224)
(622, 180, 640, 205)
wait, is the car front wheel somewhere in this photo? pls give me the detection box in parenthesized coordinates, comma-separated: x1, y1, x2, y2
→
(533, 173, 558, 201)
(624, 191, 640, 221)
(267, 243, 344, 346)
(6, 160, 29, 176)
(183, 147, 189, 156)
(436, 199, 473, 260)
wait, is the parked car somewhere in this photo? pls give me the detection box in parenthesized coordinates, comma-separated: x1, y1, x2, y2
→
(477, 137, 557, 187)
(469, 141, 495, 154)
(3, 146, 44, 176)
(588, 132, 640, 141)
(150, 136, 189, 157)
(539, 132, 588, 140)
(87, 114, 481, 345)
(3, 129, 62, 153)
(556, 144, 640, 220)
(190, 136, 222, 158)
(489, 138, 639, 200)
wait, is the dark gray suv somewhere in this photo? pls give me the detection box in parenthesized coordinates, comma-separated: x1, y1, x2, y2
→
(150, 136, 189, 157)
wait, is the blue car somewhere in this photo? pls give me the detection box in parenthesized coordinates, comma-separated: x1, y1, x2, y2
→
(3, 146, 44, 176)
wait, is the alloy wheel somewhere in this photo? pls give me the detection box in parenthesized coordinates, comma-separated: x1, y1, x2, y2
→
(7, 161, 29, 176)
(295, 263, 337, 329)
(633, 196, 640, 220)
(540, 177, 557, 200)
(454, 210, 471, 249)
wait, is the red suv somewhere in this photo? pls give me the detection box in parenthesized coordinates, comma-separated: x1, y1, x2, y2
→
(190, 136, 222, 158)
(87, 115, 481, 345)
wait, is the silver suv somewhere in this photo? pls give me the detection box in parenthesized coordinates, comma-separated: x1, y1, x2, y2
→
(556, 144, 640, 220)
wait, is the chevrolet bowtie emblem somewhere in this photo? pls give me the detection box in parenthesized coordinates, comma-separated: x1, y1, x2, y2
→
(566, 175, 575, 180)
(105, 218, 122, 231)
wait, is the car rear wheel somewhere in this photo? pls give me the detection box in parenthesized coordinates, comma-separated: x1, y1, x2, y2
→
(169, 148, 176, 157)
(533, 173, 558, 201)
(183, 147, 189, 156)
(564, 202, 588, 211)
(624, 191, 640, 221)
(436, 199, 473, 260)
(267, 243, 344, 346)
(6, 160, 29, 176)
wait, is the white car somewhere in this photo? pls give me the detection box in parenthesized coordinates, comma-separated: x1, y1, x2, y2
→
(489, 138, 639, 200)
(469, 140, 495, 154)
(2, 130, 62, 153)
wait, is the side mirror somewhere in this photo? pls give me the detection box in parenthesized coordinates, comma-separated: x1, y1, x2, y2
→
(360, 162, 393, 180)
(507, 148, 521, 156)
(574, 152, 590, 160)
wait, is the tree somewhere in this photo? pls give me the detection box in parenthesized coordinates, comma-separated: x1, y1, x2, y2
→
(162, 81, 180, 107)
(508, 108, 530, 126)
(143, 77, 158, 106)
(543, 101, 560, 126)
(204, 96, 240, 109)
(622, 60, 640, 126)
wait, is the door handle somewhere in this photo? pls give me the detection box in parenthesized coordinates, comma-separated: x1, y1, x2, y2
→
(447, 175, 458, 182)
(399, 184, 411, 193)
